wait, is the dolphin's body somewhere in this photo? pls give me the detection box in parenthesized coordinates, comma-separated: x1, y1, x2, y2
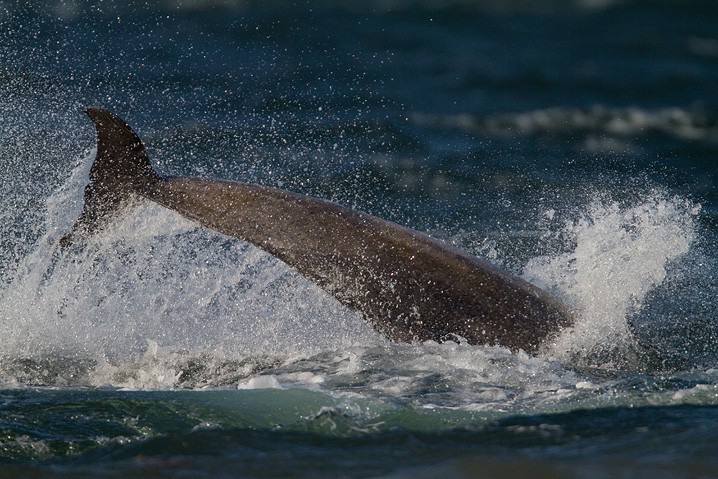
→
(62, 108, 573, 353)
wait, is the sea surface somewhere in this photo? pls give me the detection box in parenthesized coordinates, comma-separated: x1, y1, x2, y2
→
(1, 1, 717, 477)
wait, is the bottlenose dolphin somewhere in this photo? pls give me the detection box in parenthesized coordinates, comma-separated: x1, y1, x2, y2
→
(61, 108, 573, 354)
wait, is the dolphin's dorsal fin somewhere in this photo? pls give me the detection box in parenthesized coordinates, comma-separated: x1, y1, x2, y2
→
(59, 108, 161, 246)
(86, 108, 159, 192)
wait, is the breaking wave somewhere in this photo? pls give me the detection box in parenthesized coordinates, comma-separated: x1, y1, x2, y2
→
(411, 106, 718, 143)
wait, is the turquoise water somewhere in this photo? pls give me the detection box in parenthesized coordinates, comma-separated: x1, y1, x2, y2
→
(1, 1, 717, 477)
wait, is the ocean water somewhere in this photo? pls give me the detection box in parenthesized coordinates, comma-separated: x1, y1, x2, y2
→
(0, 0, 717, 477)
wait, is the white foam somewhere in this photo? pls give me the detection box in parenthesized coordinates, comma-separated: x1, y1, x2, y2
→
(237, 375, 283, 390)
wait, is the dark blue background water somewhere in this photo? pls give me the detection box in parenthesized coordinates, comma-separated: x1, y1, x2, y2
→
(1, 1, 717, 477)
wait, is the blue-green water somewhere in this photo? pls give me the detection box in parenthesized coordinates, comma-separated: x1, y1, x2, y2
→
(1, 1, 717, 477)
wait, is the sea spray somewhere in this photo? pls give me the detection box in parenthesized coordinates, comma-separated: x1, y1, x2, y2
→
(0, 152, 382, 386)
(523, 192, 699, 364)
(0, 151, 704, 387)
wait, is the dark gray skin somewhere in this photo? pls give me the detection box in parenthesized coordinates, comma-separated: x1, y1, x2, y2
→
(61, 108, 573, 354)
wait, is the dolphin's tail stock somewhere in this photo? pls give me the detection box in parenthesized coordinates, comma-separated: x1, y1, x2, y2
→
(59, 108, 162, 247)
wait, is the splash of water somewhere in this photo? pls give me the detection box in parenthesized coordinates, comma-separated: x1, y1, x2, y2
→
(0, 153, 384, 387)
(523, 192, 699, 363)
(0, 147, 704, 388)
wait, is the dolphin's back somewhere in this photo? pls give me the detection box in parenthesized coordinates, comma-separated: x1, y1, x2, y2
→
(64, 108, 574, 353)
(148, 177, 572, 352)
